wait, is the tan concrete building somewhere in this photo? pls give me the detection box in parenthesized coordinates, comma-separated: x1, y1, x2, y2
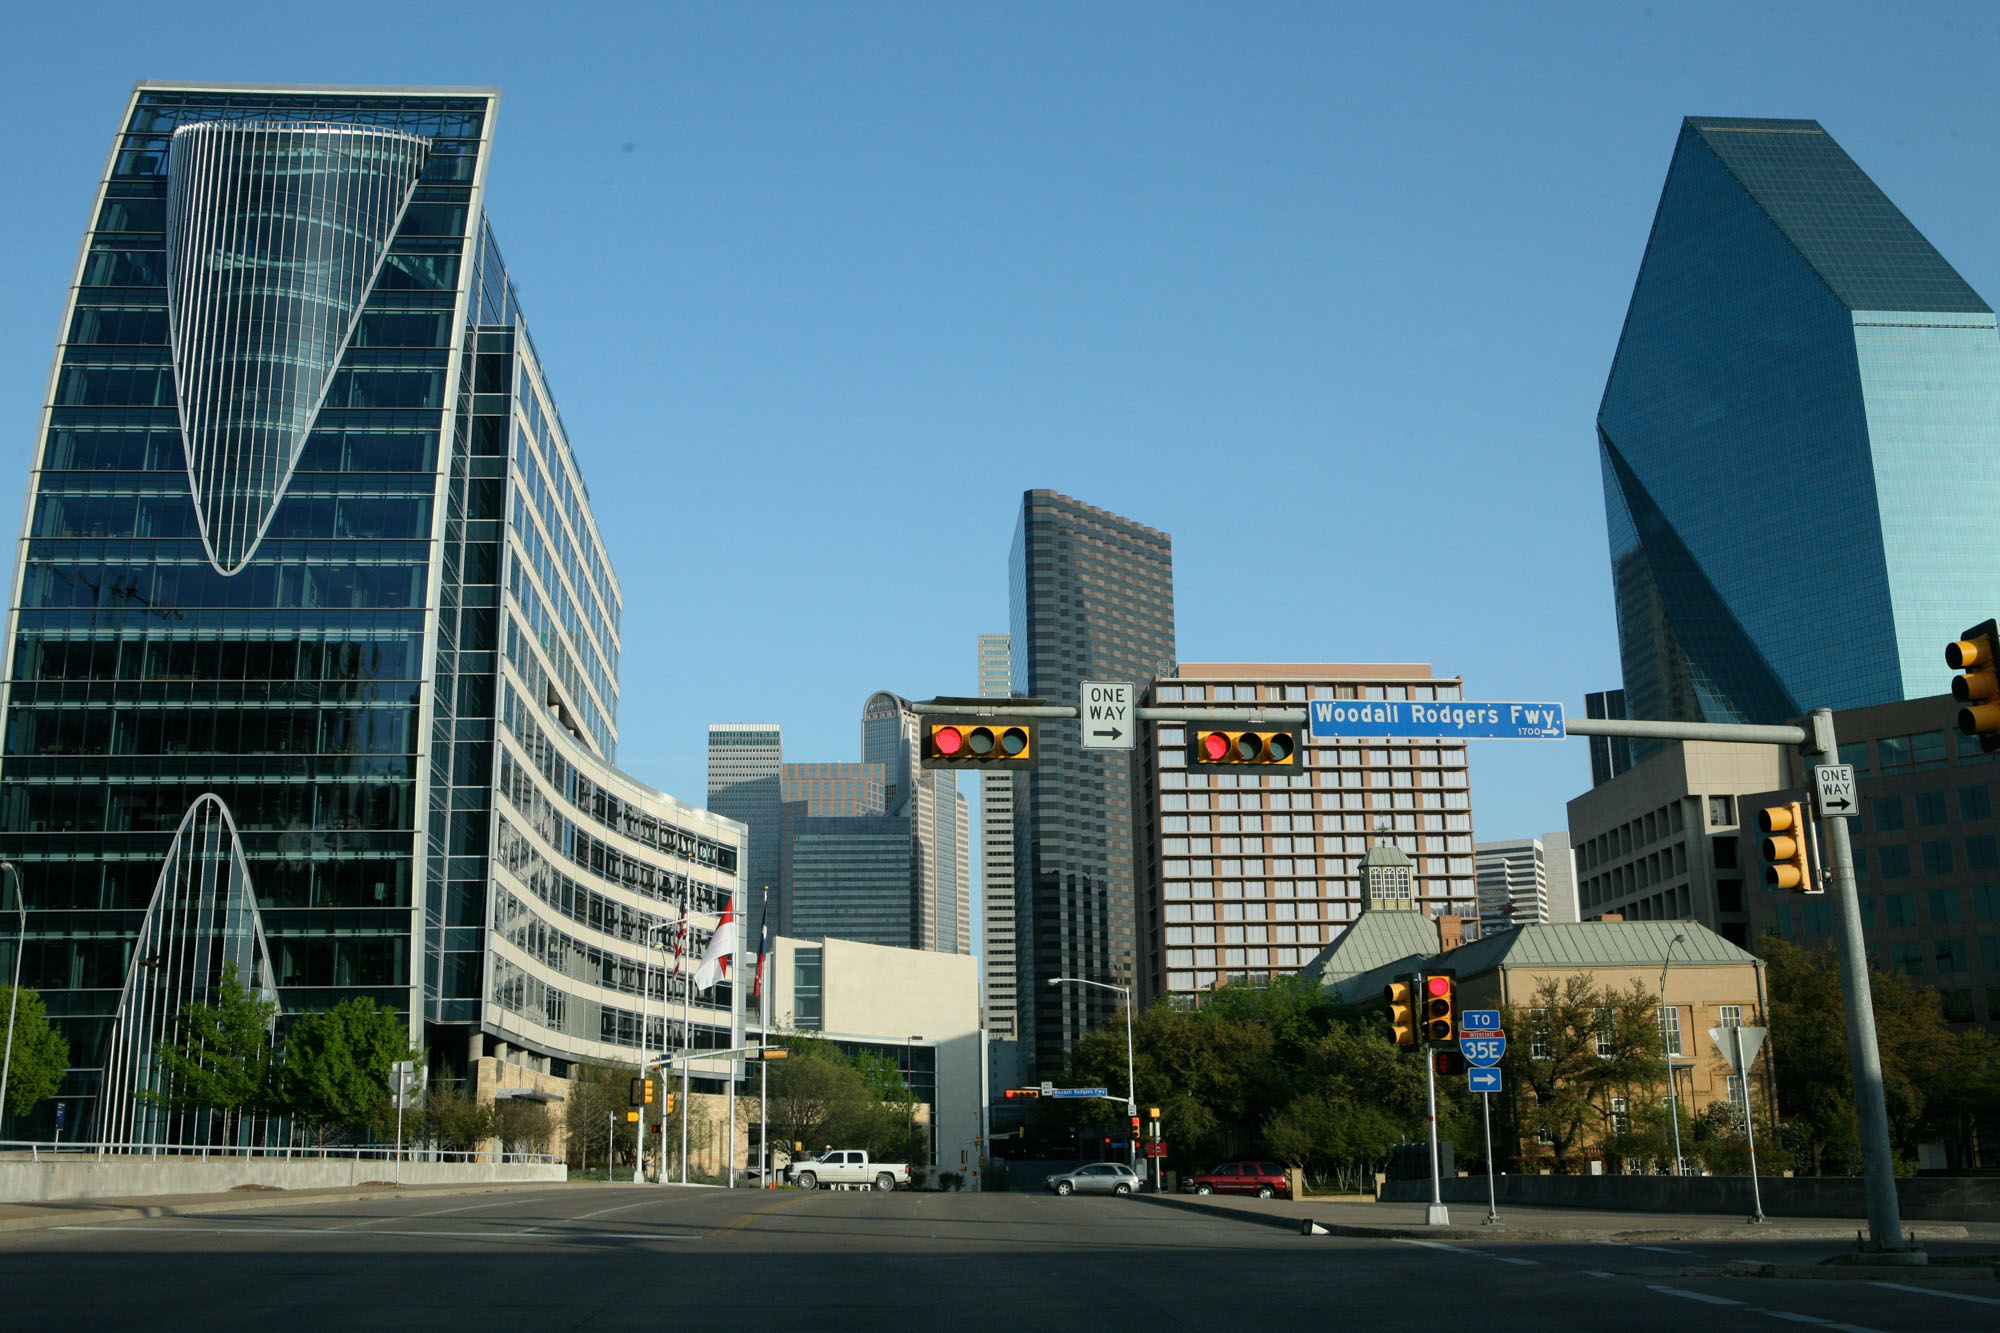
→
(1567, 740, 1784, 948)
(1136, 663, 1479, 1007)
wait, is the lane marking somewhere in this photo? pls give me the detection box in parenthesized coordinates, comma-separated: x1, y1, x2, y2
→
(1396, 1240, 1481, 1255)
(1754, 1315, 1884, 1333)
(329, 1197, 541, 1231)
(1634, 1245, 1695, 1255)
(708, 1192, 812, 1238)
(1647, 1285, 1743, 1306)
(1583, 1270, 1617, 1279)
(1490, 1256, 1540, 1266)
(1869, 1281, 2000, 1307)
(53, 1224, 701, 1243)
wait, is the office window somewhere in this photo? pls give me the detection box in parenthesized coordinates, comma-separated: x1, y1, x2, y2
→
(1610, 1097, 1630, 1135)
(1872, 797, 1905, 832)
(1963, 786, 1993, 822)
(1726, 1074, 1744, 1106)
(1914, 791, 1949, 827)
(1915, 732, 1950, 769)
(1979, 934, 2000, 970)
(1899, 940, 1926, 976)
(1878, 736, 1912, 771)
(1939, 989, 1975, 1023)
(1935, 939, 1967, 974)
(1718, 1004, 1742, 1028)
(1839, 742, 1869, 774)
(1923, 841, 1955, 876)
(1657, 1005, 1682, 1057)
(1878, 845, 1912, 880)
(1884, 892, 1919, 927)
(1707, 796, 1736, 828)
(1530, 1008, 1551, 1059)
(1594, 1007, 1615, 1058)
(1929, 889, 1964, 924)
(1974, 885, 2000, 920)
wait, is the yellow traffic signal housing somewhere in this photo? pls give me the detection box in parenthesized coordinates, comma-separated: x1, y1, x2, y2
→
(921, 719, 1037, 769)
(1188, 728, 1302, 772)
(1758, 802, 1816, 893)
(630, 1077, 655, 1107)
(1422, 972, 1457, 1046)
(625, 1110, 640, 1123)
(665, 1091, 676, 1115)
(1949, 619, 2000, 754)
(1384, 980, 1418, 1049)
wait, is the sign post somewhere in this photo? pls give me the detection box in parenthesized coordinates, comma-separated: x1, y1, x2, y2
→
(1459, 1012, 1505, 1226)
(391, 1060, 418, 1187)
(1711, 1025, 1770, 1224)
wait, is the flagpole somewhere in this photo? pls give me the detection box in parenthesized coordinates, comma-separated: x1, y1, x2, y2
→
(633, 918, 649, 1184)
(760, 886, 770, 1189)
(680, 877, 691, 1186)
(727, 882, 740, 1190)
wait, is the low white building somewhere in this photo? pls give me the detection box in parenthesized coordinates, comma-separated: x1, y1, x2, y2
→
(764, 935, 987, 1188)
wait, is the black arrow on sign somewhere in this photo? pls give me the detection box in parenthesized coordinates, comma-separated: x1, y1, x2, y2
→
(1093, 727, 1124, 741)
(1823, 794, 1854, 812)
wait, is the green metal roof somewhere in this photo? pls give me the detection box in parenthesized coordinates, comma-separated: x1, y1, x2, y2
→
(1441, 920, 1758, 974)
(1300, 911, 1441, 987)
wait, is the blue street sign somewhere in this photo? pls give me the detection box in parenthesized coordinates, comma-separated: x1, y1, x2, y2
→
(1049, 1087, 1109, 1099)
(1467, 1068, 1502, 1094)
(54, 1101, 66, 1130)
(1462, 1010, 1501, 1032)
(1459, 1033, 1506, 1067)
(1309, 699, 1565, 740)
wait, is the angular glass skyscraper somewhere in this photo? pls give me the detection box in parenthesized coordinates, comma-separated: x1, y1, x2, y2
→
(1599, 116, 2000, 727)
(1010, 491, 1175, 1074)
(0, 83, 743, 1142)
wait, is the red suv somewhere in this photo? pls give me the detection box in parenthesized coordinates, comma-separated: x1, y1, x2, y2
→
(1184, 1160, 1291, 1198)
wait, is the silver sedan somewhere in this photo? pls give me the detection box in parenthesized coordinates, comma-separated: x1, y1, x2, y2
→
(1044, 1162, 1144, 1196)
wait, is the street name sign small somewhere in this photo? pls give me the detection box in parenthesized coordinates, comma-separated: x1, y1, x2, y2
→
(1812, 764, 1858, 819)
(1459, 1033, 1506, 1067)
(1040, 1080, 1054, 1096)
(1461, 1009, 1501, 1031)
(1081, 680, 1135, 751)
(1049, 1086, 1110, 1099)
(1467, 1068, 1502, 1093)
(1309, 700, 1564, 740)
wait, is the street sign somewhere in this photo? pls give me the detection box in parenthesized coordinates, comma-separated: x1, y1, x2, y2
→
(1144, 1140, 1168, 1158)
(53, 1101, 65, 1131)
(1467, 1067, 1502, 1093)
(1040, 1080, 1054, 1096)
(1081, 681, 1134, 750)
(1710, 1025, 1769, 1075)
(1461, 1009, 1501, 1031)
(1309, 699, 1564, 740)
(1459, 1032, 1506, 1067)
(1049, 1086, 1109, 1099)
(1813, 764, 1858, 819)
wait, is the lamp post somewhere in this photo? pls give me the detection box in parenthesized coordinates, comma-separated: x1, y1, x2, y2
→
(1659, 932, 1687, 1177)
(905, 1035, 923, 1169)
(0, 863, 23, 1135)
(1048, 976, 1136, 1169)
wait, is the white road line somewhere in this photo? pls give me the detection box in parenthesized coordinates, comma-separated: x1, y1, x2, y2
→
(1869, 1281, 2000, 1307)
(1394, 1239, 1536, 1265)
(1754, 1314, 1885, 1333)
(53, 1224, 701, 1243)
(1396, 1240, 1481, 1255)
(1583, 1270, 1617, 1279)
(1647, 1285, 1744, 1306)
(1489, 1256, 1540, 1266)
(329, 1197, 537, 1231)
(1634, 1245, 1696, 1254)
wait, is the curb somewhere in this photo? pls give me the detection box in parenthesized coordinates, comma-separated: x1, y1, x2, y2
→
(1132, 1193, 1970, 1244)
(0, 1179, 582, 1235)
(1714, 1259, 2000, 1284)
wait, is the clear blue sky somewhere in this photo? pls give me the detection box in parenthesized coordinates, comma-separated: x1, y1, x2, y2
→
(4, 2, 1999, 857)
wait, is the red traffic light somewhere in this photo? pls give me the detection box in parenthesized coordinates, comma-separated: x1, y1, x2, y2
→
(1200, 731, 1230, 762)
(1425, 976, 1451, 998)
(934, 726, 966, 757)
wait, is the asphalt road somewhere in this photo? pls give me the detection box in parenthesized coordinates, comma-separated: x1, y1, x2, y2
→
(3, 1183, 1995, 1332)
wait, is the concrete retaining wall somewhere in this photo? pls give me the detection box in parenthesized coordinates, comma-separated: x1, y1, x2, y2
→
(0, 1155, 565, 1203)
(1379, 1172, 2000, 1222)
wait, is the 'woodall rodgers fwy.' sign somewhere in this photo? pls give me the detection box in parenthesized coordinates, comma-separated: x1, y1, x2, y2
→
(1308, 699, 1566, 740)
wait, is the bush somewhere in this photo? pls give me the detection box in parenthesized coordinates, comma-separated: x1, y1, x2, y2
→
(937, 1170, 964, 1192)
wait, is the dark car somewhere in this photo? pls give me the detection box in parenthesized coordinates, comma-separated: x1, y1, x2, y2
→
(1183, 1160, 1291, 1199)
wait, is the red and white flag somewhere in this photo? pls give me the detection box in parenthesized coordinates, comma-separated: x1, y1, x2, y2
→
(693, 899, 738, 992)
(750, 897, 770, 1001)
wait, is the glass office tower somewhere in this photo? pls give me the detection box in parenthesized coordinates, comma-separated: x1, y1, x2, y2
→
(1009, 491, 1176, 1073)
(0, 83, 742, 1142)
(1599, 116, 2000, 728)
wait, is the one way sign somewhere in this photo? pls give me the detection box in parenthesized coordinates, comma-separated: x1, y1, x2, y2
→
(1081, 681, 1134, 751)
(1813, 764, 1857, 820)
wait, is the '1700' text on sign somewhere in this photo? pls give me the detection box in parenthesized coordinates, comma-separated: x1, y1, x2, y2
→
(1309, 700, 1566, 740)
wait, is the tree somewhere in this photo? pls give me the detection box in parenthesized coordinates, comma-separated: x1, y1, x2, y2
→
(0, 984, 69, 1121)
(275, 998, 416, 1145)
(564, 1062, 640, 1173)
(144, 962, 278, 1147)
(1500, 974, 1666, 1174)
(419, 1079, 495, 1153)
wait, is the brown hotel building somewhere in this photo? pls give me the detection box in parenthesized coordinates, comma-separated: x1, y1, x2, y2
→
(1136, 663, 1481, 1006)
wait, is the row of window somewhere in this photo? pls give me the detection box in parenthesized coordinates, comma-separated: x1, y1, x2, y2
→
(1579, 799, 1687, 873)
(1868, 786, 1992, 831)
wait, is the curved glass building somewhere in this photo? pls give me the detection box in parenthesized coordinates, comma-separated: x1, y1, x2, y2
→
(0, 82, 743, 1142)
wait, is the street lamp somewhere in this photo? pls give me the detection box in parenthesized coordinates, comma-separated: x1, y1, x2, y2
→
(1047, 977, 1137, 1169)
(1659, 932, 1688, 1177)
(0, 863, 23, 1135)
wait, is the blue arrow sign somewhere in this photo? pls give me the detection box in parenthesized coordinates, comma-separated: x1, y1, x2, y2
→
(1309, 700, 1564, 740)
(1459, 1033, 1506, 1067)
(1467, 1068, 1502, 1093)
(1049, 1087, 1109, 1099)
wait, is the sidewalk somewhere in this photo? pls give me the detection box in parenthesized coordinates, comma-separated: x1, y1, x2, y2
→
(1136, 1190, 1976, 1245)
(0, 1179, 580, 1235)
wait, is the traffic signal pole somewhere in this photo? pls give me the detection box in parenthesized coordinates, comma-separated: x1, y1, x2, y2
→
(1568, 711, 1913, 1256)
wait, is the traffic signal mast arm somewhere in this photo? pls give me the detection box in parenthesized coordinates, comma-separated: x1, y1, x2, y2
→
(911, 698, 1310, 726)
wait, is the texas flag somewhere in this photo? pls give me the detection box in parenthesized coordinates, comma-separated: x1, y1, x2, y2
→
(692, 900, 739, 992)
(750, 908, 770, 1001)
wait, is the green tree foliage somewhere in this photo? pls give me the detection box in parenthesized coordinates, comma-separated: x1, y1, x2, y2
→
(143, 962, 278, 1146)
(765, 1036, 917, 1161)
(564, 1062, 640, 1172)
(1761, 936, 2000, 1173)
(419, 1079, 495, 1153)
(274, 998, 416, 1145)
(0, 985, 70, 1120)
(1499, 974, 1666, 1174)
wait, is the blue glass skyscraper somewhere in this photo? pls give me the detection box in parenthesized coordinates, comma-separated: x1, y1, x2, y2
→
(1599, 117, 2000, 726)
(0, 83, 744, 1142)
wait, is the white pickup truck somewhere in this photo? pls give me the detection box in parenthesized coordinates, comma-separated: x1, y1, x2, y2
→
(786, 1150, 910, 1191)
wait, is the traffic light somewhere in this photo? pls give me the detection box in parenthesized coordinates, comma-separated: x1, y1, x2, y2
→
(750, 1046, 790, 1060)
(1002, 1087, 1041, 1100)
(1384, 980, 1418, 1049)
(625, 1110, 640, 1123)
(1758, 802, 1815, 893)
(1948, 619, 2000, 753)
(664, 1091, 676, 1115)
(630, 1078, 655, 1107)
(1434, 1051, 1463, 1077)
(1187, 728, 1302, 772)
(1422, 972, 1457, 1046)
(921, 719, 1036, 769)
